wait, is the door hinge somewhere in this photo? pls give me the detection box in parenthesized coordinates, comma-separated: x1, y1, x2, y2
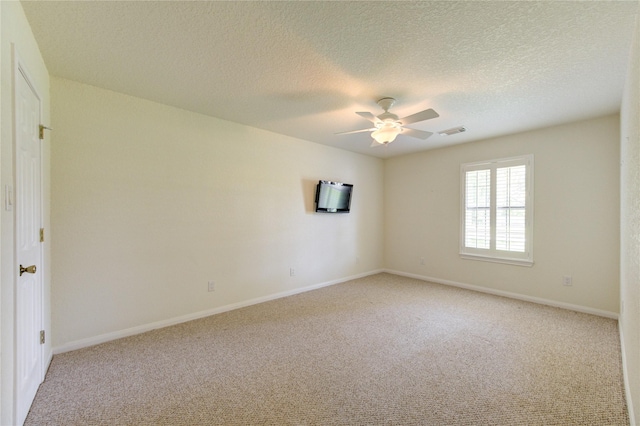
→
(40, 228, 45, 242)
(40, 330, 45, 344)
(39, 125, 52, 140)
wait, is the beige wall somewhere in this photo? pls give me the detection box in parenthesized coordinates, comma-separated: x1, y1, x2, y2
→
(385, 115, 620, 315)
(620, 16, 640, 426)
(0, 1, 51, 424)
(50, 77, 384, 350)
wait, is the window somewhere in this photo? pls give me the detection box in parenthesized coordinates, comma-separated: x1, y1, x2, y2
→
(460, 155, 533, 266)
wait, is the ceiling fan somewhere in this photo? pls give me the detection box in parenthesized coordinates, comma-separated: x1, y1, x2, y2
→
(336, 97, 439, 146)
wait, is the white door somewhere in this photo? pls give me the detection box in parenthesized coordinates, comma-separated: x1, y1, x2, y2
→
(14, 62, 44, 426)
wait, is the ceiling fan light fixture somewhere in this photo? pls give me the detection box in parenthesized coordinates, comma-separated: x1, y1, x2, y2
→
(337, 98, 439, 147)
(371, 121, 401, 144)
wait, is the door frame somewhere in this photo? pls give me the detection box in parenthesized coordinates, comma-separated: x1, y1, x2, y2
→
(12, 46, 46, 425)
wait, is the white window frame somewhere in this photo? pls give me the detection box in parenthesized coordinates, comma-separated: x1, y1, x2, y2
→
(460, 154, 534, 267)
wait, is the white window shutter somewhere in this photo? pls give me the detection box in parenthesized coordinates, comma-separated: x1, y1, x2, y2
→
(465, 169, 491, 249)
(460, 155, 533, 266)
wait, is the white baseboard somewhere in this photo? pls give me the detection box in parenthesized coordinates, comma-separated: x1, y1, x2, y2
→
(384, 269, 619, 319)
(619, 324, 636, 426)
(53, 269, 384, 354)
(43, 349, 53, 379)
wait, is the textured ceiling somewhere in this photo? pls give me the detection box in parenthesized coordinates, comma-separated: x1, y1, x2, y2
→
(21, 1, 639, 158)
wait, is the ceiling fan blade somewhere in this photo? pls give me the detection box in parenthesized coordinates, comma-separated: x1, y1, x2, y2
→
(402, 128, 434, 140)
(399, 108, 439, 126)
(356, 111, 381, 123)
(335, 128, 376, 135)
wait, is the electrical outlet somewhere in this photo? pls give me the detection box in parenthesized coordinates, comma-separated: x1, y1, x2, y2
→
(562, 276, 572, 286)
(356, 256, 360, 264)
(290, 267, 295, 277)
(208, 281, 215, 292)
(420, 257, 426, 265)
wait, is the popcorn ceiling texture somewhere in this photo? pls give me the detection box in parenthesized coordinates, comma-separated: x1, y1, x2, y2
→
(20, 1, 639, 158)
(25, 274, 628, 425)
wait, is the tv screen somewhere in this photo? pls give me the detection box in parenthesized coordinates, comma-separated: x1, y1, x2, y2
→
(315, 181, 353, 213)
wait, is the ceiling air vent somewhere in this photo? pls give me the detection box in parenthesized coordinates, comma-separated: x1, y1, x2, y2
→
(439, 126, 466, 136)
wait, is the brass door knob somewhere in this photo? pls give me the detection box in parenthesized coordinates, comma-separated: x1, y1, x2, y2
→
(19, 264, 36, 276)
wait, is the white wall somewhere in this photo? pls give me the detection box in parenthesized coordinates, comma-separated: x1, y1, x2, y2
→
(0, 1, 51, 424)
(620, 16, 640, 426)
(385, 115, 620, 315)
(51, 77, 384, 350)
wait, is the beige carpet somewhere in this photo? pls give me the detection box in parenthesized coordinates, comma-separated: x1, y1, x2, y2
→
(26, 273, 628, 425)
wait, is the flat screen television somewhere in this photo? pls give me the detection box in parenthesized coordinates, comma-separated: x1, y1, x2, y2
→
(315, 180, 353, 213)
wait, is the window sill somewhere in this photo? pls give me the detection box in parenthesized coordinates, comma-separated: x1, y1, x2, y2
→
(460, 253, 534, 267)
